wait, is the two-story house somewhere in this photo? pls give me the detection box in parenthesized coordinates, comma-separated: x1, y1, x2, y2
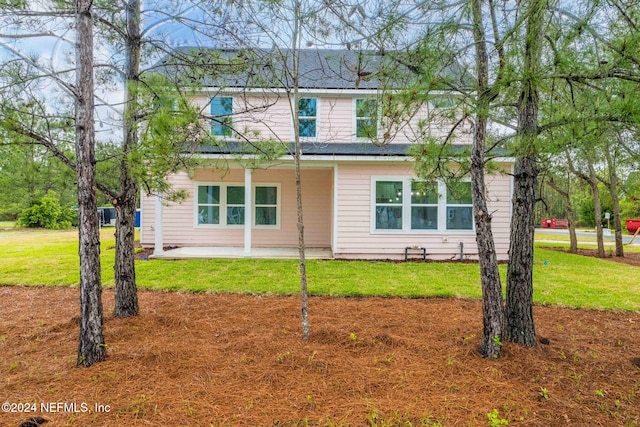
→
(139, 49, 513, 260)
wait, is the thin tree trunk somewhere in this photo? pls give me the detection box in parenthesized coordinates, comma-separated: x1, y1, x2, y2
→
(568, 205, 578, 254)
(588, 159, 606, 258)
(605, 146, 624, 257)
(566, 150, 606, 256)
(295, 139, 308, 340)
(292, 1, 309, 340)
(547, 175, 578, 253)
(472, 0, 503, 359)
(112, 0, 141, 317)
(76, 0, 106, 367)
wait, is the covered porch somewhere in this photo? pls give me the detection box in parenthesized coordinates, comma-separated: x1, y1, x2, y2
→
(142, 164, 335, 258)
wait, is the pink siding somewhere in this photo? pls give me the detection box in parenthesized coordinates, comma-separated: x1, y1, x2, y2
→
(139, 93, 509, 258)
(140, 168, 332, 249)
(319, 98, 351, 142)
(238, 97, 292, 141)
(141, 161, 512, 259)
(333, 162, 512, 261)
(192, 93, 471, 145)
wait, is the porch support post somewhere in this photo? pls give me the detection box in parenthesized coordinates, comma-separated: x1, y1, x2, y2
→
(153, 193, 164, 256)
(332, 163, 338, 255)
(244, 168, 253, 257)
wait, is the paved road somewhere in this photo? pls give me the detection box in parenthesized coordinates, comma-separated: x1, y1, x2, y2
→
(536, 228, 639, 245)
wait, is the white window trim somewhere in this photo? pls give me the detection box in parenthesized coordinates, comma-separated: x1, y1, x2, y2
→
(370, 176, 475, 234)
(444, 182, 474, 232)
(253, 183, 281, 229)
(194, 182, 281, 229)
(353, 97, 380, 142)
(410, 181, 440, 231)
(295, 97, 319, 141)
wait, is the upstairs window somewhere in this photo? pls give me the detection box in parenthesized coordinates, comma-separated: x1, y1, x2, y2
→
(211, 96, 233, 137)
(355, 98, 378, 139)
(298, 98, 317, 138)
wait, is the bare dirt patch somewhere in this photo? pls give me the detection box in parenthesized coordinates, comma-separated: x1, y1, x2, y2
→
(1, 286, 639, 426)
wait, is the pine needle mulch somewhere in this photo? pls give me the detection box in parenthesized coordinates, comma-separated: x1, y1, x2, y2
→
(1, 286, 639, 426)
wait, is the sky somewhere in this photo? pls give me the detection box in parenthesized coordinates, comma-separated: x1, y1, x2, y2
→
(0, 1, 236, 142)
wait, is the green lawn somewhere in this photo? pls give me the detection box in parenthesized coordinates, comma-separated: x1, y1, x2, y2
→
(535, 231, 597, 242)
(0, 228, 639, 311)
(535, 229, 640, 247)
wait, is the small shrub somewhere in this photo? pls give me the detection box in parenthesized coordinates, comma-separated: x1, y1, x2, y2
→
(538, 387, 550, 400)
(18, 191, 75, 229)
(487, 409, 509, 426)
(0, 202, 23, 221)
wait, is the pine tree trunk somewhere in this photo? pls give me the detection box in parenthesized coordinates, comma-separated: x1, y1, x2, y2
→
(504, 0, 545, 347)
(112, 0, 141, 317)
(568, 211, 578, 254)
(611, 187, 624, 257)
(76, 0, 106, 367)
(472, 0, 503, 359)
(113, 180, 139, 317)
(586, 159, 606, 258)
(504, 155, 538, 346)
(505, 92, 539, 347)
(472, 120, 504, 359)
(605, 148, 624, 257)
(566, 191, 578, 254)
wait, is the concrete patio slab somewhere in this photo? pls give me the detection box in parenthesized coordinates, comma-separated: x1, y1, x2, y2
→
(151, 247, 333, 260)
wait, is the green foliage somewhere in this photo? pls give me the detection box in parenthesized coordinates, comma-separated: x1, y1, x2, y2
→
(95, 141, 125, 205)
(492, 335, 503, 348)
(17, 191, 75, 229)
(0, 0, 28, 8)
(129, 74, 211, 199)
(621, 172, 640, 220)
(538, 387, 549, 400)
(575, 185, 613, 227)
(410, 138, 471, 182)
(0, 97, 77, 219)
(0, 203, 23, 222)
(366, 408, 444, 426)
(620, 197, 640, 221)
(487, 409, 509, 426)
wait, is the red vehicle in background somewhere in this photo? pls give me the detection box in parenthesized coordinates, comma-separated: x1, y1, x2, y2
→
(541, 218, 569, 229)
(625, 219, 640, 235)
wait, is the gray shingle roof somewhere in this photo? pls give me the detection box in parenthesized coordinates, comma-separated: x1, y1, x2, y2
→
(158, 47, 472, 90)
(254, 48, 385, 90)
